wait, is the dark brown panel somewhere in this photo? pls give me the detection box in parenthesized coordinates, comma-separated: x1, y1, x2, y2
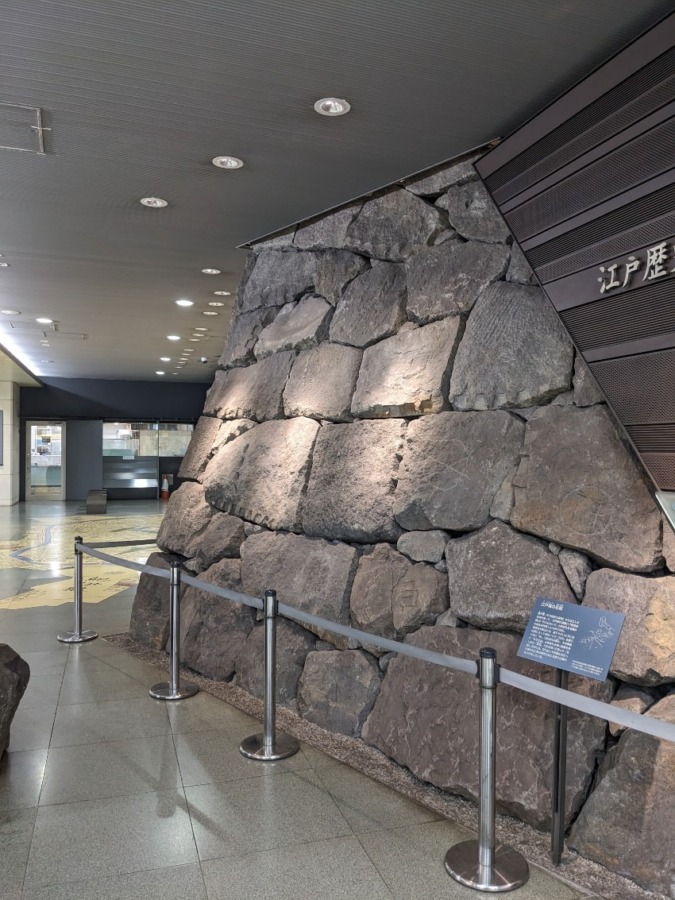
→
(590, 349, 675, 426)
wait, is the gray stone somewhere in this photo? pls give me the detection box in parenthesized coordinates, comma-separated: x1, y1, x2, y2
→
(379, 652, 397, 673)
(240, 531, 358, 649)
(349, 544, 412, 640)
(294, 203, 362, 250)
(297, 650, 382, 736)
(179, 417, 255, 482)
(608, 685, 653, 737)
(584, 569, 675, 685)
(505, 244, 535, 284)
(573, 355, 605, 407)
(393, 562, 448, 634)
(435, 609, 460, 627)
(203, 417, 319, 532)
(445, 521, 575, 632)
(344, 188, 445, 261)
(250, 229, 296, 252)
(129, 552, 184, 650)
(397, 530, 448, 564)
(437, 181, 511, 243)
(303, 419, 406, 543)
(314, 250, 369, 306)
(570, 693, 675, 896)
(551, 390, 574, 406)
(351, 317, 461, 418)
(489, 471, 515, 522)
(156, 481, 214, 558)
(329, 262, 407, 349)
(449, 283, 574, 410)
(238, 250, 319, 313)
(406, 241, 509, 323)
(204, 351, 295, 421)
(558, 548, 593, 600)
(243, 522, 267, 537)
(663, 516, 675, 572)
(394, 411, 524, 532)
(0, 645, 30, 757)
(405, 157, 479, 196)
(180, 559, 255, 680)
(363, 625, 608, 828)
(254, 295, 332, 358)
(219, 307, 280, 367)
(235, 620, 316, 705)
(511, 405, 662, 571)
(185, 513, 246, 571)
(283, 343, 362, 422)
(232, 251, 257, 315)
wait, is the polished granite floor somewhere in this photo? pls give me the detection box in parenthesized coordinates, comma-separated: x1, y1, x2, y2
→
(0, 502, 593, 899)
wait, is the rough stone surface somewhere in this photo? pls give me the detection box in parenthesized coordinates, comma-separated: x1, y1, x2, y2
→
(303, 419, 406, 543)
(489, 472, 515, 522)
(351, 317, 461, 418)
(235, 619, 316, 704)
(203, 417, 319, 531)
(294, 203, 362, 251)
(349, 544, 412, 640)
(314, 250, 369, 305)
(445, 521, 575, 632)
(437, 181, 511, 243)
(219, 307, 279, 367)
(344, 189, 445, 261)
(254, 295, 332, 358)
(397, 530, 448, 564)
(505, 244, 536, 284)
(570, 693, 675, 896)
(297, 650, 382, 736)
(240, 532, 358, 649)
(406, 241, 510, 323)
(329, 262, 406, 349)
(250, 229, 296, 253)
(449, 283, 574, 410)
(238, 250, 318, 313)
(204, 351, 295, 421)
(558, 548, 593, 600)
(179, 417, 255, 483)
(394, 411, 524, 532)
(0, 644, 30, 757)
(663, 517, 675, 573)
(180, 559, 255, 680)
(573, 355, 605, 407)
(283, 342, 362, 422)
(129, 552, 183, 650)
(608, 685, 653, 737)
(363, 625, 608, 828)
(156, 481, 214, 558)
(185, 513, 246, 571)
(584, 569, 675, 685)
(511, 405, 662, 571)
(405, 156, 479, 196)
(392, 562, 448, 634)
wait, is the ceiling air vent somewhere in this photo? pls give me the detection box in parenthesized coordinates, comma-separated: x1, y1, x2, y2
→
(0, 102, 49, 155)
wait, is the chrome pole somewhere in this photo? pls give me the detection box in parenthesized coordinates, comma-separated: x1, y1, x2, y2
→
(149, 561, 198, 701)
(445, 647, 529, 892)
(58, 536, 98, 643)
(240, 589, 299, 761)
(551, 668, 569, 865)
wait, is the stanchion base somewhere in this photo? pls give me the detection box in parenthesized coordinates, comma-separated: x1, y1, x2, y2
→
(57, 629, 98, 644)
(239, 731, 300, 761)
(149, 681, 199, 701)
(445, 840, 529, 892)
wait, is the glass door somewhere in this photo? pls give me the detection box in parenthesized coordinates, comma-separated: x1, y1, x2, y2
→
(26, 422, 65, 500)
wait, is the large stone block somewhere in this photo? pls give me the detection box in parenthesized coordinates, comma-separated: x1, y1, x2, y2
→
(219, 307, 279, 367)
(570, 693, 675, 896)
(238, 250, 319, 313)
(129, 552, 183, 650)
(303, 419, 406, 543)
(250, 229, 296, 253)
(180, 559, 255, 680)
(0, 644, 30, 757)
(235, 619, 316, 705)
(185, 513, 246, 571)
(449, 283, 574, 410)
(351, 318, 461, 418)
(511, 405, 662, 571)
(584, 569, 675, 685)
(397, 530, 448, 564)
(178, 416, 221, 481)
(204, 351, 295, 421)
(394, 411, 524, 532)
(329, 262, 406, 349)
(156, 481, 214, 558)
(240, 532, 358, 648)
(343, 188, 445, 261)
(406, 241, 509, 323)
(392, 561, 448, 634)
(505, 244, 535, 284)
(314, 250, 369, 305)
(362, 625, 608, 828)
(436, 181, 511, 243)
(445, 521, 575, 632)
(203, 418, 319, 532)
(405, 156, 479, 196)
(283, 342, 362, 422)
(349, 544, 412, 640)
(297, 649, 382, 736)
(254, 295, 332, 358)
(294, 203, 362, 251)
(572, 355, 604, 407)
(558, 548, 592, 600)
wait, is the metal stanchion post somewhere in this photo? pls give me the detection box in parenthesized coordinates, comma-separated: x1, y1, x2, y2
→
(240, 589, 299, 761)
(445, 648, 529, 892)
(551, 668, 569, 865)
(149, 561, 198, 700)
(58, 536, 98, 643)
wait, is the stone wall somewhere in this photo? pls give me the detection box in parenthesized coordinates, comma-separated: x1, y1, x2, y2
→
(130, 153, 675, 895)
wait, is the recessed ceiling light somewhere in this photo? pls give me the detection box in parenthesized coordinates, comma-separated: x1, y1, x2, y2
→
(36, 317, 53, 324)
(212, 156, 244, 169)
(208, 301, 225, 307)
(140, 197, 168, 208)
(167, 335, 180, 341)
(201, 268, 221, 275)
(182, 348, 194, 353)
(156, 370, 165, 375)
(0, 309, 20, 315)
(160, 357, 171, 362)
(0, 262, 10, 268)
(188, 338, 200, 342)
(194, 327, 208, 331)
(314, 97, 351, 116)
(213, 291, 231, 296)
(175, 299, 194, 307)
(40, 359, 54, 363)
(202, 311, 218, 316)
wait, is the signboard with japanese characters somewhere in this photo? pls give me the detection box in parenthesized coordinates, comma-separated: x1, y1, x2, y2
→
(597, 239, 675, 295)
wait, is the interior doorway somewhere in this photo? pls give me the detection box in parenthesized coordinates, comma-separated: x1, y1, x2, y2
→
(26, 421, 66, 500)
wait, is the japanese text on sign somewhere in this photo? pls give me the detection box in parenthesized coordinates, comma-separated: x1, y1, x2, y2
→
(597, 240, 675, 295)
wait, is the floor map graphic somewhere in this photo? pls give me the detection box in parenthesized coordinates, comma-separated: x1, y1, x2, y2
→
(517, 597, 625, 681)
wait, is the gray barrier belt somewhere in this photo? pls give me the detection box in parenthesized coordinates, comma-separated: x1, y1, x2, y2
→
(86, 539, 158, 549)
(77, 542, 675, 744)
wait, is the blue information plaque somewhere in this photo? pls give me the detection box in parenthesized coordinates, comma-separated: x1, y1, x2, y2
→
(517, 597, 625, 681)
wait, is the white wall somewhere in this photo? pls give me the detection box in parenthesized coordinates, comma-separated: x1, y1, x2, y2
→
(0, 381, 21, 505)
